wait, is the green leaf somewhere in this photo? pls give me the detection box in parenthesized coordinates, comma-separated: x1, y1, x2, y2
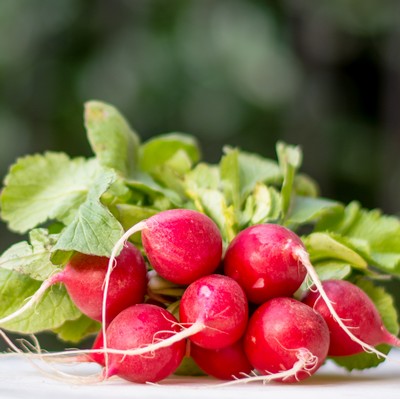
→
(220, 148, 282, 210)
(189, 188, 236, 243)
(237, 151, 282, 199)
(185, 163, 220, 191)
(316, 202, 400, 275)
(304, 232, 368, 269)
(51, 167, 124, 257)
(294, 173, 320, 197)
(286, 196, 343, 225)
(149, 150, 193, 198)
(139, 133, 200, 173)
(241, 184, 281, 227)
(126, 172, 183, 207)
(85, 100, 140, 177)
(0, 153, 102, 233)
(314, 261, 353, 281)
(174, 356, 206, 376)
(0, 269, 81, 333)
(53, 315, 100, 343)
(332, 279, 399, 370)
(0, 229, 59, 281)
(220, 148, 241, 213)
(276, 142, 302, 220)
(116, 203, 158, 244)
(52, 198, 124, 257)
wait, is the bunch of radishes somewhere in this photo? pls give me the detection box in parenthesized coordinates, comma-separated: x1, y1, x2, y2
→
(6, 207, 396, 384)
(0, 101, 399, 386)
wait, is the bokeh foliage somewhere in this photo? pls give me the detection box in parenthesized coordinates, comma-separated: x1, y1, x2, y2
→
(1, 0, 400, 251)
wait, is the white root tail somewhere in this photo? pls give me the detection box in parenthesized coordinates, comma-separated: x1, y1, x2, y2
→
(219, 348, 318, 386)
(294, 247, 390, 360)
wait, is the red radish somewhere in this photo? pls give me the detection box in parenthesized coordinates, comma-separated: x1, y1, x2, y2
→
(223, 224, 307, 304)
(0, 242, 147, 326)
(141, 209, 223, 285)
(109, 209, 222, 287)
(96, 274, 248, 363)
(89, 330, 105, 366)
(179, 274, 248, 349)
(103, 304, 185, 383)
(243, 297, 330, 383)
(223, 223, 393, 361)
(190, 339, 253, 380)
(302, 279, 400, 356)
(56, 242, 147, 323)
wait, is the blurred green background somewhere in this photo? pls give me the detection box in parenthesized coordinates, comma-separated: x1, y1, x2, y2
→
(1, 0, 400, 348)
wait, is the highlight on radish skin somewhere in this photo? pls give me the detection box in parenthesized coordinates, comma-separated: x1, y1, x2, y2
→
(302, 279, 400, 356)
(243, 297, 330, 383)
(223, 224, 307, 304)
(0, 241, 147, 327)
(103, 304, 186, 383)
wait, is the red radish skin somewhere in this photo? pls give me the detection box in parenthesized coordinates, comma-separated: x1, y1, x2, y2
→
(190, 340, 253, 380)
(0, 242, 147, 327)
(141, 209, 223, 285)
(224, 224, 307, 304)
(302, 279, 400, 356)
(179, 274, 248, 349)
(104, 304, 185, 383)
(107, 209, 222, 288)
(224, 223, 394, 362)
(54, 242, 147, 323)
(96, 274, 248, 363)
(243, 297, 330, 383)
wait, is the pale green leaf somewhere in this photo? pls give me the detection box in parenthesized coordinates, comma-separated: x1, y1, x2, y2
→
(0, 269, 81, 333)
(0, 153, 102, 233)
(126, 172, 182, 207)
(304, 232, 368, 269)
(316, 202, 400, 275)
(0, 229, 59, 281)
(237, 151, 282, 198)
(241, 184, 281, 227)
(276, 141, 302, 219)
(52, 198, 124, 257)
(287, 196, 343, 225)
(85, 100, 140, 177)
(116, 203, 158, 244)
(53, 315, 100, 343)
(139, 133, 200, 173)
(220, 148, 240, 212)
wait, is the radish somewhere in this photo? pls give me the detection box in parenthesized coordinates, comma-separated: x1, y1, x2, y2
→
(223, 224, 307, 304)
(0, 242, 147, 326)
(141, 209, 223, 285)
(243, 297, 330, 383)
(302, 279, 400, 356)
(223, 222, 393, 361)
(102, 304, 186, 383)
(179, 274, 249, 349)
(109, 209, 222, 287)
(190, 339, 253, 380)
(94, 274, 248, 366)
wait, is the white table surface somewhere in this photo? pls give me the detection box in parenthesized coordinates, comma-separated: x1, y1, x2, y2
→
(0, 350, 399, 399)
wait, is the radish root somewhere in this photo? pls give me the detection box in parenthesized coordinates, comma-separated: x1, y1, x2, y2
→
(219, 348, 318, 385)
(294, 247, 391, 360)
